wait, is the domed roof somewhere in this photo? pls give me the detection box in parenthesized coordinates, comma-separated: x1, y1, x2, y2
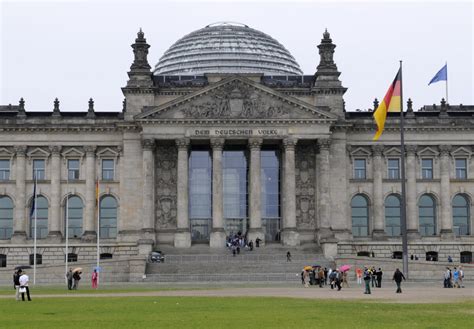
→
(154, 22, 303, 76)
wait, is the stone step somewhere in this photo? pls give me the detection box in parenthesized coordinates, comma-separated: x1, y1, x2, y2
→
(161, 253, 328, 264)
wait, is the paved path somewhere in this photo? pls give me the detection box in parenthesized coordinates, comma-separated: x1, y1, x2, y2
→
(2, 284, 473, 304)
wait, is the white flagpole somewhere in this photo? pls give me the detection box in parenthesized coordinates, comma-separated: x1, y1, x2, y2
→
(445, 62, 448, 104)
(96, 179, 100, 287)
(65, 178, 69, 284)
(33, 172, 37, 285)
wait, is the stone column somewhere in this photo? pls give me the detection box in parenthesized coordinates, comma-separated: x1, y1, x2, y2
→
(82, 145, 97, 241)
(281, 138, 299, 246)
(317, 138, 333, 240)
(405, 145, 419, 238)
(371, 145, 385, 239)
(12, 146, 27, 242)
(174, 138, 191, 248)
(248, 138, 264, 244)
(210, 138, 226, 248)
(48, 145, 62, 241)
(439, 145, 454, 238)
(141, 139, 155, 246)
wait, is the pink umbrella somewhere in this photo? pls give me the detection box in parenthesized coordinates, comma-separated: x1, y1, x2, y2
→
(339, 265, 351, 272)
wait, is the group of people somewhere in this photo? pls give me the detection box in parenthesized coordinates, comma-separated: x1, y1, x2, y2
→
(13, 269, 31, 301)
(66, 268, 99, 290)
(443, 266, 464, 288)
(356, 266, 383, 288)
(226, 232, 262, 256)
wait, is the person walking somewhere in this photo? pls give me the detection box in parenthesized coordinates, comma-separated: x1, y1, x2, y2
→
(370, 266, 377, 288)
(392, 268, 406, 293)
(363, 267, 371, 294)
(91, 269, 98, 289)
(356, 268, 363, 285)
(66, 268, 73, 290)
(19, 270, 31, 301)
(13, 269, 21, 301)
(458, 266, 464, 288)
(73, 271, 81, 290)
(453, 267, 460, 288)
(376, 268, 383, 288)
(286, 251, 292, 262)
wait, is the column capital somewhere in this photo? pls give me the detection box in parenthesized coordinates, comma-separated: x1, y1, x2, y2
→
(84, 145, 97, 156)
(405, 144, 417, 156)
(14, 145, 27, 156)
(142, 138, 155, 150)
(175, 138, 190, 150)
(210, 138, 225, 150)
(371, 144, 384, 156)
(248, 137, 263, 150)
(283, 137, 297, 150)
(439, 145, 452, 157)
(49, 145, 62, 155)
(317, 138, 331, 151)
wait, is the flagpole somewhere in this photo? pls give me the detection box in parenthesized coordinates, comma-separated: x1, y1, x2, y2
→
(33, 172, 37, 285)
(445, 61, 448, 103)
(96, 179, 100, 287)
(65, 178, 69, 284)
(399, 60, 409, 278)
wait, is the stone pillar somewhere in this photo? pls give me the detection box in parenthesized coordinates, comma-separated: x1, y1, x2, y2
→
(82, 145, 97, 241)
(12, 146, 27, 242)
(140, 139, 155, 249)
(281, 138, 299, 246)
(371, 145, 385, 239)
(248, 138, 265, 244)
(439, 145, 454, 238)
(405, 145, 419, 238)
(48, 145, 62, 241)
(317, 138, 334, 240)
(210, 138, 226, 248)
(174, 138, 191, 248)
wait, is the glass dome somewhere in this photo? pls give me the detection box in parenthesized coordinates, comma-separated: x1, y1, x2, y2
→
(154, 22, 303, 76)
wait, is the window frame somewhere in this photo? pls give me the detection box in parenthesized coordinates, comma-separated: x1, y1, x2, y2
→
(387, 158, 400, 179)
(32, 159, 46, 180)
(351, 194, 369, 237)
(421, 158, 434, 180)
(455, 158, 467, 179)
(101, 159, 115, 181)
(67, 159, 80, 180)
(353, 158, 367, 180)
(0, 159, 10, 180)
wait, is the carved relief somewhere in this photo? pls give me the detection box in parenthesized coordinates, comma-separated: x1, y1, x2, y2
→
(155, 145, 177, 229)
(295, 144, 316, 229)
(181, 81, 290, 119)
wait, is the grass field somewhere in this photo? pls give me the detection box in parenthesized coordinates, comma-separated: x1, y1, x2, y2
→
(0, 294, 472, 329)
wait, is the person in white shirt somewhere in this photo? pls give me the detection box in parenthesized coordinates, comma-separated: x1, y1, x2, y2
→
(19, 272, 31, 301)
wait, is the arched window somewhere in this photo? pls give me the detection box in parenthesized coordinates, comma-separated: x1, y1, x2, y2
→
(65, 196, 83, 238)
(0, 196, 14, 239)
(29, 253, 42, 265)
(99, 196, 117, 238)
(419, 194, 436, 236)
(351, 195, 369, 237)
(385, 194, 401, 236)
(30, 196, 48, 238)
(453, 194, 470, 236)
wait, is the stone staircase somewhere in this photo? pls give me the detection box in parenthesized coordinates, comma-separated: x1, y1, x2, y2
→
(144, 243, 334, 283)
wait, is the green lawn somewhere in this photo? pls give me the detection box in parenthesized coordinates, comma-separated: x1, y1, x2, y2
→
(0, 296, 472, 329)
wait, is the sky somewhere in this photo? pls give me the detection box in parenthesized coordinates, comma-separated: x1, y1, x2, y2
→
(1, 0, 473, 112)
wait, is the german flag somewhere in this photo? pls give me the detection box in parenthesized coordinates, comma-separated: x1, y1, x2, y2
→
(373, 69, 401, 141)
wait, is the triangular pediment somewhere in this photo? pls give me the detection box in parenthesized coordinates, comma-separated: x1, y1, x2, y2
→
(136, 76, 338, 121)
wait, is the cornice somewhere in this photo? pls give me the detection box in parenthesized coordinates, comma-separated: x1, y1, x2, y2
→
(138, 118, 336, 125)
(0, 123, 141, 133)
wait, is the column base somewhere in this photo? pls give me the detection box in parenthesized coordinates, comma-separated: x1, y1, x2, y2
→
(407, 229, 420, 240)
(281, 228, 300, 246)
(247, 228, 264, 246)
(47, 231, 63, 243)
(321, 241, 338, 260)
(174, 230, 191, 248)
(11, 231, 27, 244)
(440, 229, 455, 240)
(372, 229, 386, 241)
(140, 228, 156, 243)
(137, 239, 154, 255)
(81, 231, 97, 242)
(210, 229, 226, 248)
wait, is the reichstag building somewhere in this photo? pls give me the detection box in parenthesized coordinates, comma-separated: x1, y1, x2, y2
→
(0, 23, 473, 267)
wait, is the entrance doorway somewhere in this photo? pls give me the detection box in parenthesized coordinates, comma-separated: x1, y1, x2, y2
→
(263, 218, 281, 242)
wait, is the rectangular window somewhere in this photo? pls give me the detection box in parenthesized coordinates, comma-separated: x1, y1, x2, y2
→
(455, 158, 467, 179)
(421, 159, 433, 179)
(102, 159, 114, 181)
(68, 159, 80, 180)
(387, 158, 400, 179)
(33, 159, 45, 180)
(0, 160, 10, 180)
(354, 159, 366, 179)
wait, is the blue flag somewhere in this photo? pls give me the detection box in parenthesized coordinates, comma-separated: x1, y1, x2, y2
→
(428, 64, 447, 85)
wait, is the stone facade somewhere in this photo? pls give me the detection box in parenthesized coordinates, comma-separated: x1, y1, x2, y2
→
(0, 27, 473, 268)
